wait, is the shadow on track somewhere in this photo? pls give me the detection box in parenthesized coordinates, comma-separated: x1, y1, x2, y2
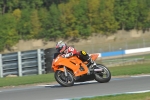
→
(44, 81, 101, 88)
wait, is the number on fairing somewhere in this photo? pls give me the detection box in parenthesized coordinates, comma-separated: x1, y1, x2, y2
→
(68, 47, 74, 51)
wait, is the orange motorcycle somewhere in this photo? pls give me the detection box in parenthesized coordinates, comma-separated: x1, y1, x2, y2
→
(51, 51, 111, 87)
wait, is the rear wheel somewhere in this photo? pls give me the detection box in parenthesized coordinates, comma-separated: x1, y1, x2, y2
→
(54, 70, 74, 87)
(94, 64, 111, 83)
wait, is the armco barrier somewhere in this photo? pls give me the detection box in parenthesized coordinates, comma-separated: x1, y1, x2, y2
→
(0, 49, 45, 78)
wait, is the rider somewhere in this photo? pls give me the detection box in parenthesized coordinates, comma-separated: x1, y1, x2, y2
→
(55, 41, 96, 68)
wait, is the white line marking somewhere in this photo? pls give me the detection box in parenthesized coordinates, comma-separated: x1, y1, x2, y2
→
(131, 75, 150, 78)
(59, 90, 150, 100)
(54, 99, 71, 100)
(126, 90, 150, 94)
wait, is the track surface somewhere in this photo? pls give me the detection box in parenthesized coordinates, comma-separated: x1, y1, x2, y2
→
(0, 75, 150, 100)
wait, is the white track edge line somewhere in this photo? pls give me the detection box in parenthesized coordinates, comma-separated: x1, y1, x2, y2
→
(58, 90, 150, 100)
(131, 75, 150, 77)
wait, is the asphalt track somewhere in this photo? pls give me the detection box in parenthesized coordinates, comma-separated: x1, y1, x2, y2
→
(0, 75, 150, 100)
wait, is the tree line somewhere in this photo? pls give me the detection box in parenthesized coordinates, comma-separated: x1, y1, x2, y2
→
(0, 0, 150, 51)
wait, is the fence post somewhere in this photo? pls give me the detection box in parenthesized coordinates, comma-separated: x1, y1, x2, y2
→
(18, 51, 22, 76)
(37, 49, 42, 75)
(0, 54, 3, 78)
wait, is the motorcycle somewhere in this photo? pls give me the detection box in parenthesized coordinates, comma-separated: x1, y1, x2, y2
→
(51, 52, 111, 87)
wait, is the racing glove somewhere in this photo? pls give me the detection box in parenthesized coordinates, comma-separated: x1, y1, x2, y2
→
(62, 53, 72, 58)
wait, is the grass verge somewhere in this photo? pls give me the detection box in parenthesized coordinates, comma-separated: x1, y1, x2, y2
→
(0, 62, 150, 87)
(0, 73, 55, 87)
(108, 62, 150, 76)
(79, 92, 150, 100)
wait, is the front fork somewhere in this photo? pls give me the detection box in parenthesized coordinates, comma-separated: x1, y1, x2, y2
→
(63, 66, 77, 81)
(64, 66, 68, 77)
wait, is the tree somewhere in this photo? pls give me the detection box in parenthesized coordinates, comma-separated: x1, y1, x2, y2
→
(30, 9, 41, 38)
(38, 8, 49, 39)
(44, 3, 61, 40)
(136, 0, 150, 30)
(16, 9, 32, 39)
(98, 0, 118, 34)
(114, 0, 139, 30)
(0, 0, 7, 14)
(87, 0, 100, 33)
(59, 0, 78, 38)
(12, 8, 21, 20)
(73, 0, 91, 37)
(0, 13, 19, 50)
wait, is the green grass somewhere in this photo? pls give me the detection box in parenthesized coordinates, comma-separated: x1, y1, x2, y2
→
(0, 62, 150, 87)
(121, 54, 150, 59)
(79, 92, 150, 100)
(0, 73, 55, 87)
(109, 63, 150, 76)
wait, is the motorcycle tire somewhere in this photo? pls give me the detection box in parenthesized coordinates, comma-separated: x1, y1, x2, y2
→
(54, 70, 74, 87)
(94, 64, 111, 83)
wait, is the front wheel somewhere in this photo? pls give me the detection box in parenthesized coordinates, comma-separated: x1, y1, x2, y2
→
(54, 70, 74, 87)
(94, 64, 111, 83)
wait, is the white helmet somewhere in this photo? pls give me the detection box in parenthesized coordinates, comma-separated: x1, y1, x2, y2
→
(55, 41, 66, 50)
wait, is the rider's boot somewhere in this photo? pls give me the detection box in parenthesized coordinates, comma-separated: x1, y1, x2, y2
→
(88, 58, 96, 68)
(87, 58, 105, 74)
